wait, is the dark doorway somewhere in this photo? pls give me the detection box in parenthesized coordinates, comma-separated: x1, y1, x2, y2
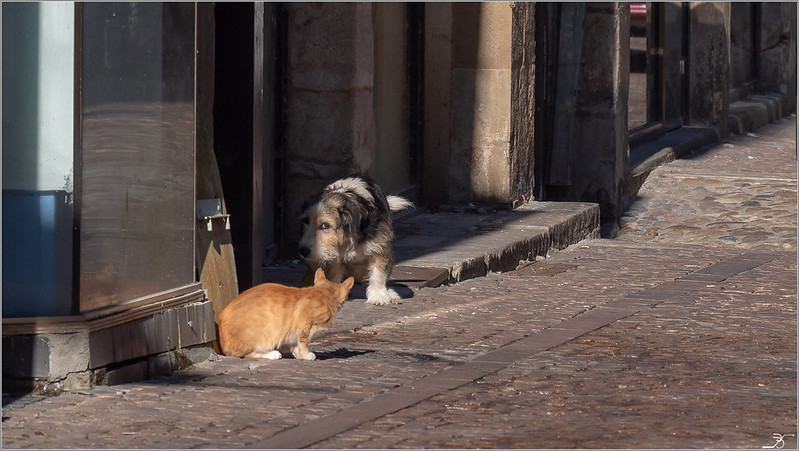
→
(213, 3, 256, 290)
(628, 2, 688, 146)
(729, 2, 759, 101)
(211, 3, 279, 291)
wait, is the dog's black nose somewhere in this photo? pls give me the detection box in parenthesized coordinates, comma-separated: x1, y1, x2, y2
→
(299, 247, 310, 258)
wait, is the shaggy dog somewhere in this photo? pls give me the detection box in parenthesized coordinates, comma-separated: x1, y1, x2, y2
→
(299, 176, 413, 305)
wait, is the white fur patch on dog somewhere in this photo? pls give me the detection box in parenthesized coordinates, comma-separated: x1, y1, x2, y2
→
(327, 177, 375, 204)
(386, 195, 414, 212)
(366, 286, 400, 305)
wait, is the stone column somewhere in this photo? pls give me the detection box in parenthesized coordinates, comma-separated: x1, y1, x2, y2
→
(422, 2, 454, 206)
(509, 2, 536, 208)
(688, 2, 731, 135)
(548, 3, 629, 222)
(444, 2, 535, 208)
(758, 3, 797, 114)
(282, 3, 375, 248)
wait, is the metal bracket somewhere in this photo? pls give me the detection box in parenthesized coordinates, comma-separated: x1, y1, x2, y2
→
(197, 198, 231, 231)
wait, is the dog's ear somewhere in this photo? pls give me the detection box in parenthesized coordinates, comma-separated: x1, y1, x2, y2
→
(339, 200, 364, 242)
(359, 207, 380, 241)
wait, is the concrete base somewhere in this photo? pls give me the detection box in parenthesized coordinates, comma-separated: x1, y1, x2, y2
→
(2, 301, 217, 394)
(728, 93, 786, 135)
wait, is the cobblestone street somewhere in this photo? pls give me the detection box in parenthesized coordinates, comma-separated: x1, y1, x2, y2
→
(2, 118, 796, 449)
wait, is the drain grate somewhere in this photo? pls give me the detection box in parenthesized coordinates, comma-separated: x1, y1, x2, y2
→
(505, 262, 578, 277)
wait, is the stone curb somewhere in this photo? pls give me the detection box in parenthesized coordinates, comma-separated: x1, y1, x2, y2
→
(729, 93, 786, 135)
(393, 201, 601, 286)
(628, 126, 720, 180)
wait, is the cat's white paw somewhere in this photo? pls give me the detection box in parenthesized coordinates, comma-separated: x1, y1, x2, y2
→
(366, 287, 399, 305)
(292, 350, 316, 360)
(246, 350, 282, 359)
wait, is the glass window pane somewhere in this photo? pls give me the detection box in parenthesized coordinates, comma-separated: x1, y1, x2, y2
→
(2, 2, 75, 317)
(628, 3, 648, 130)
(79, 3, 195, 312)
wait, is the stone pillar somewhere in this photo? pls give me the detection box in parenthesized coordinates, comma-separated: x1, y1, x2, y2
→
(282, 3, 375, 249)
(448, 2, 513, 206)
(422, 3, 453, 206)
(688, 2, 731, 136)
(758, 3, 797, 114)
(548, 3, 629, 222)
(435, 2, 534, 208)
(509, 2, 536, 208)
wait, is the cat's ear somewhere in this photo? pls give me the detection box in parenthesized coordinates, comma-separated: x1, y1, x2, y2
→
(313, 267, 327, 285)
(341, 276, 355, 292)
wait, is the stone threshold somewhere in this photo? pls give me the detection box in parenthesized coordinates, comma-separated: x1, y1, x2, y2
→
(263, 201, 601, 293)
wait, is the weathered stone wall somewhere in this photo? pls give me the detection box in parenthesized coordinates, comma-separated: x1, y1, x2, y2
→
(688, 2, 731, 136)
(509, 2, 536, 208)
(448, 2, 513, 206)
(758, 2, 797, 114)
(422, 3, 454, 206)
(423, 2, 534, 208)
(284, 2, 535, 215)
(282, 3, 375, 248)
(547, 3, 629, 222)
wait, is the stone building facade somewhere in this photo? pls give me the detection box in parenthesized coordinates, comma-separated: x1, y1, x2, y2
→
(263, 2, 796, 251)
(3, 2, 796, 388)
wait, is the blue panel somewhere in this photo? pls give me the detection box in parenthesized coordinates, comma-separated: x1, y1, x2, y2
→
(2, 190, 73, 317)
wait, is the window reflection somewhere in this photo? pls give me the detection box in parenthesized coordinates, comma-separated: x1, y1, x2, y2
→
(628, 2, 648, 130)
(2, 2, 75, 317)
(79, 3, 195, 311)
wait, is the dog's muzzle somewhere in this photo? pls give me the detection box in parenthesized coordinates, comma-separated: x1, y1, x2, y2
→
(299, 246, 311, 258)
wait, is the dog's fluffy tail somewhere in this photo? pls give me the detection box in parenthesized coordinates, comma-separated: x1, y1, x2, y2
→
(387, 195, 414, 212)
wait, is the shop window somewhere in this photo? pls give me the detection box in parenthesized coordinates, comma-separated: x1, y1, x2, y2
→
(78, 3, 196, 312)
(629, 2, 688, 145)
(628, 2, 649, 131)
(3, 2, 197, 319)
(2, 2, 75, 317)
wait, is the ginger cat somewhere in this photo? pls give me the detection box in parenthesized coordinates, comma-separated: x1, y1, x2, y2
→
(217, 268, 354, 360)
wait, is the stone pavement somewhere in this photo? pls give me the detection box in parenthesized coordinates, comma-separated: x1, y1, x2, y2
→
(618, 115, 797, 251)
(2, 117, 796, 449)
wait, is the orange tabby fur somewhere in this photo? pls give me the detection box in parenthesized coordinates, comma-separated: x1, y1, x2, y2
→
(217, 268, 354, 360)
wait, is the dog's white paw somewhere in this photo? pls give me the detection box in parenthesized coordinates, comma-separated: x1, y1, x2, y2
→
(366, 287, 400, 305)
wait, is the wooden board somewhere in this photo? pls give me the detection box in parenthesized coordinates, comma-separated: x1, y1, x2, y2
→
(195, 118, 239, 324)
(195, 4, 238, 340)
